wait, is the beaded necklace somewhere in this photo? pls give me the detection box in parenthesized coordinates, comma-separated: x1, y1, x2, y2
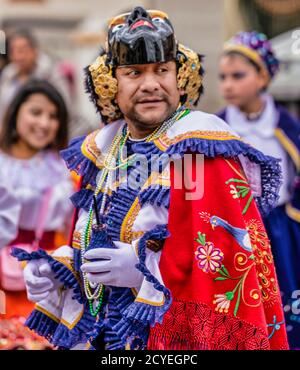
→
(81, 107, 190, 316)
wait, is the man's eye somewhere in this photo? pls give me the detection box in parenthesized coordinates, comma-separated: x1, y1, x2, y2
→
(127, 70, 139, 76)
(219, 73, 225, 80)
(158, 67, 168, 73)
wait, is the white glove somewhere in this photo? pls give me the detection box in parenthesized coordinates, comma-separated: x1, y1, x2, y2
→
(81, 241, 144, 288)
(24, 259, 60, 302)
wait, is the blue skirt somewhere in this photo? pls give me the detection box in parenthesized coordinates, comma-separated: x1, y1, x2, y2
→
(264, 205, 300, 349)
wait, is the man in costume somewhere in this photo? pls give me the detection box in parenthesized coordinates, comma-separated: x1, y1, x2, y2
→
(15, 7, 288, 350)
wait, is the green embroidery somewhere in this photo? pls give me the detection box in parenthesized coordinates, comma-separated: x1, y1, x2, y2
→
(226, 178, 254, 215)
(214, 259, 255, 317)
(195, 232, 206, 246)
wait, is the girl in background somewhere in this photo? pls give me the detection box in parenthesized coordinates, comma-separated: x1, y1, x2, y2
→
(218, 31, 300, 349)
(0, 170, 20, 249)
(0, 79, 74, 349)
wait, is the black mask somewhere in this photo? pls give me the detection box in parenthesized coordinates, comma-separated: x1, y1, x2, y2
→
(107, 6, 177, 66)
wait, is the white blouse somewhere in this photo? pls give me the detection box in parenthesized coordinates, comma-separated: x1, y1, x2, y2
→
(0, 168, 20, 247)
(0, 150, 74, 232)
(226, 94, 294, 206)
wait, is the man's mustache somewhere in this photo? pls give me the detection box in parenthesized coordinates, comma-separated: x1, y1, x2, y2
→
(133, 93, 168, 104)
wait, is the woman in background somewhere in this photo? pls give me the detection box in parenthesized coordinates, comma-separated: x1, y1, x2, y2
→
(0, 171, 20, 249)
(0, 79, 74, 349)
(218, 31, 300, 349)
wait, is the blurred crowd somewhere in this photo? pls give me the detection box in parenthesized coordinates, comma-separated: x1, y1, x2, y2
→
(0, 29, 77, 349)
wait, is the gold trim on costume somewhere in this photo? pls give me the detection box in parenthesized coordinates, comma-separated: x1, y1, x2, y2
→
(35, 305, 60, 324)
(224, 158, 247, 182)
(141, 170, 171, 190)
(275, 128, 300, 171)
(135, 297, 165, 306)
(81, 129, 104, 168)
(37, 296, 84, 330)
(53, 256, 74, 272)
(154, 131, 242, 152)
(120, 169, 171, 243)
(52, 256, 83, 293)
(131, 288, 138, 297)
(177, 44, 203, 108)
(72, 231, 81, 250)
(286, 203, 300, 223)
(120, 198, 143, 243)
(61, 309, 84, 330)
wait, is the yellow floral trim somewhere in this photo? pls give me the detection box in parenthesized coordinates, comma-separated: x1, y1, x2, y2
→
(81, 129, 104, 168)
(72, 231, 81, 250)
(286, 202, 300, 223)
(177, 44, 203, 108)
(154, 131, 242, 152)
(246, 218, 279, 303)
(275, 128, 300, 171)
(120, 198, 143, 243)
(88, 54, 123, 123)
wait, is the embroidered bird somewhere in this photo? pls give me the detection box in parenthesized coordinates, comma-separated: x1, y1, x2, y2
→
(209, 216, 252, 252)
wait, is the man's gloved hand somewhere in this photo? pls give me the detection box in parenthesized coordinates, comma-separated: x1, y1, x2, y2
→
(24, 259, 60, 302)
(81, 241, 144, 288)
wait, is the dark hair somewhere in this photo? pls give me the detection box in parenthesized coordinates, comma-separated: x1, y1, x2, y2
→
(8, 28, 38, 50)
(0, 79, 69, 152)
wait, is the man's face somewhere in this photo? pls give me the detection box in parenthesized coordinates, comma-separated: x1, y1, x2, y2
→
(9, 36, 37, 74)
(115, 61, 181, 129)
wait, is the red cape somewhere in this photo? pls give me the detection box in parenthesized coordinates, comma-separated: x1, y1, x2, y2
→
(148, 155, 289, 350)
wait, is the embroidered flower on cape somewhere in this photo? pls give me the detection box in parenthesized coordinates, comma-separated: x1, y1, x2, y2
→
(213, 292, 234, 313)
(194, 232, 224, 273)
